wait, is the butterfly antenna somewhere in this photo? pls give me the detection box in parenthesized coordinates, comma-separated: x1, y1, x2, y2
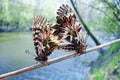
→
(25, 50, 36, 57)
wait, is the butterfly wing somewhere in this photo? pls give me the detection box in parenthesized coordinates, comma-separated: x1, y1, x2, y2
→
(53, 4, 86, 53)
(33, 16, 60, 61)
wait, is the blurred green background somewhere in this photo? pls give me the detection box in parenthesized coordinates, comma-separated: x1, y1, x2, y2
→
(0, 0, 120, 80)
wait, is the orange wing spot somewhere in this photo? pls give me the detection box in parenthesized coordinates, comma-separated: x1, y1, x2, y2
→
(33, 27, 40, 31)
(33, 37, 39, 41)
(70, 14, 76, 19)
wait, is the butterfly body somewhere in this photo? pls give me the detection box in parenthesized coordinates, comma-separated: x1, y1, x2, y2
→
(57, 44, 75, 51)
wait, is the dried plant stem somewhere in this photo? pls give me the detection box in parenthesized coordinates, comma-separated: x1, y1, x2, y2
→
(0, 39, 120, 79)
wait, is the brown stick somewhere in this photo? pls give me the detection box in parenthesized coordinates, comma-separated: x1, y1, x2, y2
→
(0, 39, 120, 79)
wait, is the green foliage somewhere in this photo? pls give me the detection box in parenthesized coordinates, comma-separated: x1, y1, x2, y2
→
(92, 68, 104, 80)
(0, 0, 57, 31)
(118, 74, 120, 79)
(103, 9, 118, 33)
(87, 42, 120, 80)
(86, 0, 120, 37)
(0, 0, 41, 29)
(102, 0, 120, 35)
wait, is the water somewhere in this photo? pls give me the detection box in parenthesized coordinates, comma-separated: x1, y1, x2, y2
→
(0, 32, 99, 80)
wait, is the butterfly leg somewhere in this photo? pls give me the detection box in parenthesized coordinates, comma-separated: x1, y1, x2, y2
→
(40, 61, 50, 66)
(35, 60, 48, 65)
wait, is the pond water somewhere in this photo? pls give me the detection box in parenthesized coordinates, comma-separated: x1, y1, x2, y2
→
(0, 32, 99, 80)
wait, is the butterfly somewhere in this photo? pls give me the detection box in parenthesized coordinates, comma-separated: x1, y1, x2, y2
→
(52, 4, 87, 54)
(33, 16, 61, 63)
(32, 4, 87, 63)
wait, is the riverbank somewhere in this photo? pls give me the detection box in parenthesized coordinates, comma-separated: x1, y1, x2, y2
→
(0, 26, 32, 32)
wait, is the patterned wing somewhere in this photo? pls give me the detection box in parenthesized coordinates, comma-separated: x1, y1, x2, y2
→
(53, 4, 87, 53)
(33, 16, 60, 62)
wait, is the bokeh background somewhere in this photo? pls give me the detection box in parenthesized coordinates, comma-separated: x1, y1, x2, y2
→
(0, 0, 120, 80)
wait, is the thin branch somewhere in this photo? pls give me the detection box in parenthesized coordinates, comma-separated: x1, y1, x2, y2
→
(103, 0, 120, 13)
(79, 1, 119, 26)
(79, 2, 119, 38)
(0, 39, 120, 79)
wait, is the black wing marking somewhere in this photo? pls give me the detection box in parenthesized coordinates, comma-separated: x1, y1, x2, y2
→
(53, 4, 87, 53)
(33, 16, 61, 62)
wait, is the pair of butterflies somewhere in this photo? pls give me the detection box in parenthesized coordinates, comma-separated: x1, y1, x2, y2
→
(33, 4, 87, 63)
